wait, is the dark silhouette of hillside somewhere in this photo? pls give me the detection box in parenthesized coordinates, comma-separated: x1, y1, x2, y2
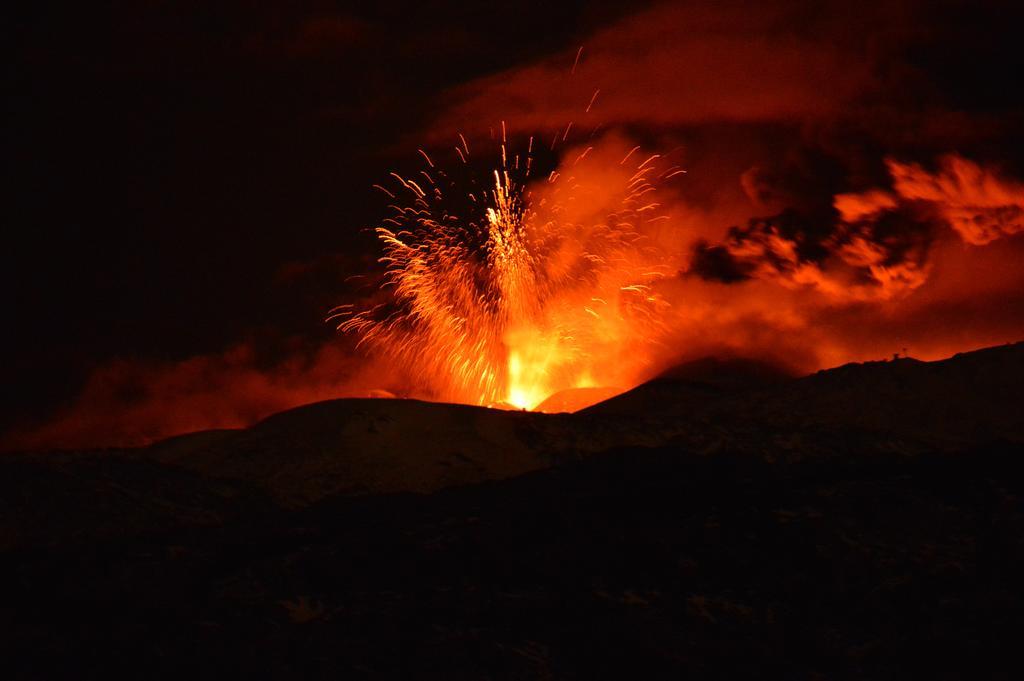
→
(2, 342, 1022, 679)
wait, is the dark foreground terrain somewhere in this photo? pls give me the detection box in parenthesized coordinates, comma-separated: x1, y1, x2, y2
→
(3, 344, 1023, 679)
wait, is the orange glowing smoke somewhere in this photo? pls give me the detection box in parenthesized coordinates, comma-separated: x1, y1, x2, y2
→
(331, 133, 684, 410)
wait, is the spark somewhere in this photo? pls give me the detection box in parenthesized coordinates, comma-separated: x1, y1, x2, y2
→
(620, 145, 640, 165)
(571, 46, 584, 75)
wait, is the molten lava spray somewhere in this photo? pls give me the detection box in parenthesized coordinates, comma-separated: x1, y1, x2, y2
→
(332, 132, 684, 410)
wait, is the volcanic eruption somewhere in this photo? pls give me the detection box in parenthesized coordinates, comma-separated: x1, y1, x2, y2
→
(332, 129, 685, 410)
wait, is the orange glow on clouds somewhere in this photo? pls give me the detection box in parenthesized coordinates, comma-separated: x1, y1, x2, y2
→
(888, 156, 1024, 246)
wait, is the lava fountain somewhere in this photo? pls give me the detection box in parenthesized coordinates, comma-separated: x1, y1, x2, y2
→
(331, 130, 686, 410)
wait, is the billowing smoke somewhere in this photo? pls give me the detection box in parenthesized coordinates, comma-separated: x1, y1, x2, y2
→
(691, 154, 1023, 297)
(885, 156, 1024, 246)
(1, 342, 406, 451)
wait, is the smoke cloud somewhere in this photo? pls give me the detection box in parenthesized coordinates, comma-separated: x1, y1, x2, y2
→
(1, 343, 400, 451)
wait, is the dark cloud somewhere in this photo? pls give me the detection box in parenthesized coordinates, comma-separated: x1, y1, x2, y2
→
(688, 241, 750, 284)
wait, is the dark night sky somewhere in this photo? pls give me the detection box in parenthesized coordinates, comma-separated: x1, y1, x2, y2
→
(5, 1, 1024, 446)
(5, 2, 638, 428)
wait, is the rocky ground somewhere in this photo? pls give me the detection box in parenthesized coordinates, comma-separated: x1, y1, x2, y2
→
(2, 343, 1022, 679)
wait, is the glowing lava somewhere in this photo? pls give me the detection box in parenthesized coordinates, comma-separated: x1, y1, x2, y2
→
(331, 129, 683, 410)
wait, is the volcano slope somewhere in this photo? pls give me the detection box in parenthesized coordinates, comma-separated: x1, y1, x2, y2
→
(2, 343, 1023, 679)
